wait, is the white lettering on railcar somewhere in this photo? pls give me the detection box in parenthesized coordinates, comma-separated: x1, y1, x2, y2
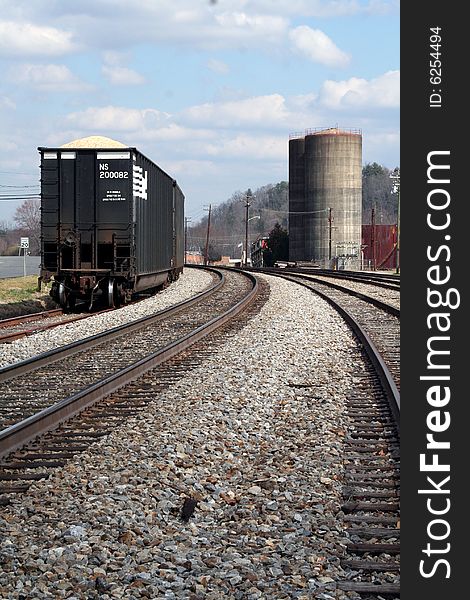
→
(99, 171, 129, 179)
(133, 165, 148, 200)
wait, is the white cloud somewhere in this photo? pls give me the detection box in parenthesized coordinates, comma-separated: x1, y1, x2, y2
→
(11, 64, 91, 92)
(0, 96, 16, 110)
(319, 70, 400, 108)
(0, 2, 397, 56)
(101, 51, 145, 85)
(204, 134, 287, 160)
(207, 59, 230, 75)
(184, 94, 289, 127)
(102, 65, 145, 85)
(0, 21, 76, 56)
(172, 10, 201, 24)
(225, 0, 397, 17)
(289, 26, 350, 68)
(66, 106, 171, 131)
(368, 131, 400, 145)
(162, 159, 218, 177)
(140, 124, 216, 142)
(363, 130, 400, 166)
(30, 4, 289, 51)
(215, 11, 287, 37)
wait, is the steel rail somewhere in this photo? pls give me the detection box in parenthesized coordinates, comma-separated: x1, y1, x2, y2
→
(0, 270, 258, 458)
(0, 309, 63, 329)
(295, 267, 400, 284)
(266, 272, 400, 430)
(263, 270, 399, 317)
(297, 270, 400, 290)
(0, 312, 97, 343)
(250, 266, 399, 286)
(0, 267, 223, 383)
(251, 267, 400, 291)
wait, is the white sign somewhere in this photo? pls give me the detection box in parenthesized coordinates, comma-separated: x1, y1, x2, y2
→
(20, 237, 29, 249)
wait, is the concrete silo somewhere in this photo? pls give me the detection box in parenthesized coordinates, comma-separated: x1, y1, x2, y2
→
(289, 127, 362, 268)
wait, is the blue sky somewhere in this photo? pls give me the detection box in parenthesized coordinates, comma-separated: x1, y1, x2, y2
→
(0, 0, 399, 225)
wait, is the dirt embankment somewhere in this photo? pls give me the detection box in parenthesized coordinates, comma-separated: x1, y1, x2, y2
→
(0, 296, 59, 320)
(0, 276, 59, 319)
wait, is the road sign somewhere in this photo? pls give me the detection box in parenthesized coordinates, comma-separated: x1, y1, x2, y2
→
(20, 237, 29, 249)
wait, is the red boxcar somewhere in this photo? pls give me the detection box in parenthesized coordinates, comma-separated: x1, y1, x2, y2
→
(362, 224, 398, 270)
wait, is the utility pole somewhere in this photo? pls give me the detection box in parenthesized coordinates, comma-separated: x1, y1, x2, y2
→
(371, 206, 376, 271)
(184, 217, 191, 263)
(390, 167, 400, 274)
(328, 207, 333, 263)
(242, 189, 253, 267)
(203, 205, 211, 266)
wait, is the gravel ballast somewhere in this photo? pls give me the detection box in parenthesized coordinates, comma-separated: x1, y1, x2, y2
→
(0, 269, 214, 369)
(0, 274, 365, 599)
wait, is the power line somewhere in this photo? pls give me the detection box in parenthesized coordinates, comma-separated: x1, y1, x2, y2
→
(0, 184, 39, 189)
(0, 196, 40, 201)
(0, 171, 32, 175)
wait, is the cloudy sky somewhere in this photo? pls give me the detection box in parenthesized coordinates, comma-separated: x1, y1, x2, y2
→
(0, 0, 399, 224)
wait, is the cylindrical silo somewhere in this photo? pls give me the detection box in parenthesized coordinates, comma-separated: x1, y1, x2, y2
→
(288, 135, 306, 261)
(304, 128, 362, 268)
(289, 127, 362, 268)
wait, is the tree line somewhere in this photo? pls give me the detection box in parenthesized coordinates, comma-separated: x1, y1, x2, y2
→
(188, 162, 398, 262)
(0, 163, 397, 259)
(0, 200, 40, 256)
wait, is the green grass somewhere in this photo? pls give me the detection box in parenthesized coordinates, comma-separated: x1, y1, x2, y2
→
(0, 275, 51, 303)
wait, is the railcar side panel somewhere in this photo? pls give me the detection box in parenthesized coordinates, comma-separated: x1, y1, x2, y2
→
(39, 145, 184, 308)
(174, 185, 185, 270)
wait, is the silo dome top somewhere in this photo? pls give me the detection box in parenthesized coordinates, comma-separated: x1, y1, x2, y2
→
(60, 135, 128, 148)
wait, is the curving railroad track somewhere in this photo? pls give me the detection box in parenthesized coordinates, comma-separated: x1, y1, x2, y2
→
(268, 270, 400, 598)
(253, 266, 400, 290)
(0, 267, 400, 597)
(0, 268, 258, 460)
(0, 292, 170, 344)
(0, 308, 100, 343)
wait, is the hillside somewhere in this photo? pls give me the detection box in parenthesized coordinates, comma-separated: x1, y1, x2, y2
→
(185, 164, 398, 259)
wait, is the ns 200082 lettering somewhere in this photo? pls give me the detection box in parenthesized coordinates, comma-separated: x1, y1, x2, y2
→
(99, 162, 129, 179)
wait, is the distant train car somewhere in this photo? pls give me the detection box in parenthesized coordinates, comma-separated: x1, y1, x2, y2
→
(39, 136, 184, 310)
(250, 237, 269, 268)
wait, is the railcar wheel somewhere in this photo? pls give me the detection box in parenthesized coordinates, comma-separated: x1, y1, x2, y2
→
(107, 279, 115, 308)
(58, 283, 67, 309)
(107, 279, 125, 308)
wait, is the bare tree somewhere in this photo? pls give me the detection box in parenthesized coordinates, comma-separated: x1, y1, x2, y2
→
(14, 199, 41, 254)
(0, 220, 12, 255)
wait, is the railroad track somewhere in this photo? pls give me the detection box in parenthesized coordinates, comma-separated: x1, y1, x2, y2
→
(269, 271, 399, 391)
(0, 268, 400, 596)
(0, 293, 157, 343)
(297, 273, 400, 312)
(254, 267, 400, 291)
(0, 278, 269, 508)
(0, 308, 95, 343)
(0, 268, 257, 463)
(270, 271, 400, 598)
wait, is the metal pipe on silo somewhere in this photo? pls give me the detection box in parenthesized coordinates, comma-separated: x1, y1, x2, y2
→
(288, 135, 306, 262)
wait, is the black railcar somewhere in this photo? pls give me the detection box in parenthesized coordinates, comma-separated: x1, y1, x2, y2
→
(39, 140, 184, 309)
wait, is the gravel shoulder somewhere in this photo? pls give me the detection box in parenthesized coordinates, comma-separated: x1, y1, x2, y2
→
(0, 274, 363, 599)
